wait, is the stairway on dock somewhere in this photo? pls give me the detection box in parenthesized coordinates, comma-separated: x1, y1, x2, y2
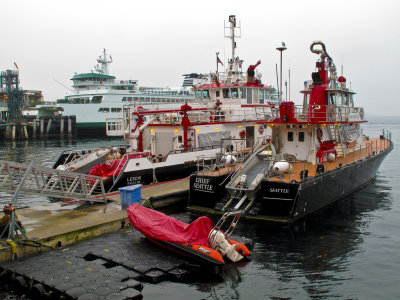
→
(0, 160, 107, 203)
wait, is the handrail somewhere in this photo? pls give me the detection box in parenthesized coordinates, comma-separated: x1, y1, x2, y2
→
(112, 154, 130, 184)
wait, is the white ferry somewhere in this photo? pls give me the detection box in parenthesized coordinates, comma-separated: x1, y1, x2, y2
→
(56, 49, 196, 135)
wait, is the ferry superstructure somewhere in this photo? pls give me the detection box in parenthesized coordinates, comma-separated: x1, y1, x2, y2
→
(56, 49, 195, 135)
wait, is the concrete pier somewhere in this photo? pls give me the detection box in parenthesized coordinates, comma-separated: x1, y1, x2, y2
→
(0, 177, 190, 263)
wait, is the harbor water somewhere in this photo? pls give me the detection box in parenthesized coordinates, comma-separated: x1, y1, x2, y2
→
(0, 116, 399, 299)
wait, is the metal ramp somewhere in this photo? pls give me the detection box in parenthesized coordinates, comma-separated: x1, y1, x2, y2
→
(0, 160, 107, 203)
(224, 143, 276, 212)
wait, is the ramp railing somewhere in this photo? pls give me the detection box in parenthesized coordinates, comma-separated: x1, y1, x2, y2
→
(0, 160, 107, 203)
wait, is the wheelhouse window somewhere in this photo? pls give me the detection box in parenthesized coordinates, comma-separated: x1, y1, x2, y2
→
(98, 107, 110, 113)
(202, 90, 210, 98)
(223, 88, 230, 98)
(334, 93, 342, 106)
(329, 94, 336, 105)
(111, 108, 122, 113)
(299, 132, 305, 142)
(288, 132, 293, 141)
(195, 90, 202, 99)
(240, 88, 246, 99)
(231, 88, 239, 98)
(259, 89, 264, 104)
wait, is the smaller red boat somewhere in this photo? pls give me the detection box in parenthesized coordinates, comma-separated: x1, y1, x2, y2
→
(127, 204, 250, 266)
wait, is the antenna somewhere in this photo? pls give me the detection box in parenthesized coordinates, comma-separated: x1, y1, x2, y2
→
(54, 78, 74, 93)
(341, 54, 343, 75)
(224, 15, 241, 61)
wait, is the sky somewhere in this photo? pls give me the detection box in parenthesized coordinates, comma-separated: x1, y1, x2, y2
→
(1, 0, 399, 116)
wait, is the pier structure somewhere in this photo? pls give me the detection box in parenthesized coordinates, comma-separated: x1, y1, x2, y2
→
(0, 69, 77, 139)
(0, 70, 28, 140)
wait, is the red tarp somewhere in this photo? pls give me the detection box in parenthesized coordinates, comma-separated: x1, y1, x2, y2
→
(127, 204, 215, 247)
(88, 153, 146, 178)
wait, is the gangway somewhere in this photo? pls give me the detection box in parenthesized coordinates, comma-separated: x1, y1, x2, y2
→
(0, 160, 107, 203)
(224, 143, 276, 211)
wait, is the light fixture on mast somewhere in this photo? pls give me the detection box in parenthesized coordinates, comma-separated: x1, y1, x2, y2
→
(276, 42, 287, 103)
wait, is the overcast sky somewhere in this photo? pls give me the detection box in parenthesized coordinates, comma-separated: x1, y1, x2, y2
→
(1, 0, 399, 116)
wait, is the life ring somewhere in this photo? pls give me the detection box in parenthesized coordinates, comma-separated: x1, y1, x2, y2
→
(258, 125, 264, 135)
(239, 130, 246, 139)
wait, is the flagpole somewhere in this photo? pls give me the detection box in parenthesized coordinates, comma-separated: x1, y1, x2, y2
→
(216, 52, 219, 74)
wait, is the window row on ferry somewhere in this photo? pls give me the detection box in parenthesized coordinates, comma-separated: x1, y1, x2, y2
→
(98, 107, 122, 113)
(122, 97, 194, 103)
(57, 96, 103, 104)
(138, 88, 191, 96)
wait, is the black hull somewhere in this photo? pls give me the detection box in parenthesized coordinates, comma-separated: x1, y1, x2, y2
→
(187, 142, 393, 223)
(107, 161, 200, 192)
(189, 173, 231, 208)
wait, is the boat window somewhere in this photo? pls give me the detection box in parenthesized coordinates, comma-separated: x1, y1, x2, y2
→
(349, 94, 354, 107)
(92, 96, 102, 103)
(202, 90, 210, 98)
(223, 88, 230, 98)
(216, 90, 220, 97)
(336, 94, 342, 106)
(288, 132, 293, 142)
(304, 93, 310, 106)
(329, 94, 336, 105)
(195, 90, 202, 99)
(178, 135, 183, 143)
(259, 89, 264, 104)
(98, 107, 110, 113)
(247, 88, 252, 104)
(240, 88, 246, 99)
(299, 132, 305, 142)
(231, 88, 239, 98)
(122, 97, 127, 102)
(343, 94, 349, 106)
(111, 108, 122, 113)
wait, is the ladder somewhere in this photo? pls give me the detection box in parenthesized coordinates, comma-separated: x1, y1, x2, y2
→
(327, 124, 345, 158)
(0, 160, 107, 203)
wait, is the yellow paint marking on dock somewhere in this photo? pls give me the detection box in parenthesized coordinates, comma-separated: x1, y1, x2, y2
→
(104, 249, 110, 252)
(66, 261, 72, 264)
(86, 268, 93, 272)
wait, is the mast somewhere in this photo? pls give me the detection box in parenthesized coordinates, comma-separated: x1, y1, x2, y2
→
(225, 15, 241, 61)
(276, 42, 287, 103)
(96, 49, 113, 75)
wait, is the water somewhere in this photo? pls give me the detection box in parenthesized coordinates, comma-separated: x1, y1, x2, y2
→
(0, 117, 399, 299)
